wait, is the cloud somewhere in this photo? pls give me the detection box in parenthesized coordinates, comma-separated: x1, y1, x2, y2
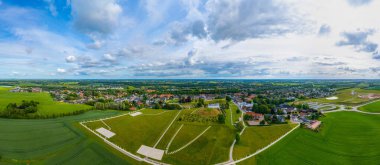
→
(103, 53, 116, 62)
(336, 29, 378, 53)
(372, 51, 380, 59)
(57, 68, 66, 73)
(205, 0, 303, 41)
(185, 49, 199, 66)
(71, 0, 122, 35)
(314, 61, 346, 66)
(65, 55, 76, 63)
(347, 0, 372, 6)
(44, 0, 58, 16)
(318, 24, 331, 36)
(86, 39, 104, 49)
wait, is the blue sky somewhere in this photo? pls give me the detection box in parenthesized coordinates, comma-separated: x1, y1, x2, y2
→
(0, 0, 380, 79)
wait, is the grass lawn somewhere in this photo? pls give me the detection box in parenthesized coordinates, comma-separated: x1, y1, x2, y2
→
(85, 109, 180, 152)
(233, 124, 296, 160)
(304, 88, 380, 106)
(0, 87, 91, 116)
(0, 110, 141, 164)
(358, 100, 380, 112)
(163, 125, 234, 165)
(225, 103, 242, 129)
(166, 124, 211, 152)
(249, 112, 380, 164)
(84, 107, 235, 165)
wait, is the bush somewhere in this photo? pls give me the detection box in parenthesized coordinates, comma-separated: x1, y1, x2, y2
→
(1, 100, 39, 118)
(236, 121, 244, 132)
(218, 114, 226, 124)
(235, 133, 240, 143)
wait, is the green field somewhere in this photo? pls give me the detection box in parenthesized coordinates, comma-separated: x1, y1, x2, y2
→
(305, 88, 380, 106)
(233, 124, 296, 160)
(249, 112, 380, 164)
(84, 108, 236, 164)
(358, 101, 380, 112)
(86, 109, 180, 152)
(0, 110, 140, 164)
(0, 87, 91, 116)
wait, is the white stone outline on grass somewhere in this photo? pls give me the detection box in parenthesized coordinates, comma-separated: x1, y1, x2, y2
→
(130, 111, 143, 117)
(167, 126, 212, 155)
(96, 127, 115, 138)
(165, 124, 184, 154)
(100, 119, 111, 130)
(79, 109, 168, 165)
(215, 123, 300, 165)
(137, 145, 165, 160)
(153, 111, 182, 148)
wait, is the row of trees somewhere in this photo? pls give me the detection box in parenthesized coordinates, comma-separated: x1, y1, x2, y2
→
(153, 102, 182, 110)
(93, 102, 132, 110)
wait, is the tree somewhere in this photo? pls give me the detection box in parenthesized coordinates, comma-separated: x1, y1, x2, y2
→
(260, 120, 265, 125)
(226, 96, 232, 102)
(236, 121, 244, 132)
(235, 133, 240, 143)
(218, 114, 226, 124)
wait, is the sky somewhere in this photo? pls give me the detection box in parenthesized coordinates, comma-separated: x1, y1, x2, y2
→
(0, 0, 380, 79)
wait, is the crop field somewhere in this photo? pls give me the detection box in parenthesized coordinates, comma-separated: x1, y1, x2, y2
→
(250, 112, 380, 164)
(0, 110, 139, 164)
(304, 88, 380, 106)
(358, 100, 380, 112)
(0, 87, 90, 116)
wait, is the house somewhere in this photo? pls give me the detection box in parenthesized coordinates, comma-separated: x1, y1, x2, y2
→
(307, 120, 321, 130)
(245, 112, 265, 126)
(31, 87, 42, 93)
(208, 103, 220, 109)
(246, 112, 264, 120)
(10, 87, 21, 92)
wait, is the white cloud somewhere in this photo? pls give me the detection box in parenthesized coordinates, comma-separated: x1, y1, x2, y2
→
(103, 53, 116, 61)
(57, 68, 66, 73)
(71, 0, 122, 35)
(65, 55, 76, 63)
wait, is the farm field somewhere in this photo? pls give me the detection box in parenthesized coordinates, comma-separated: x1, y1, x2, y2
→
(0, 87, 91, 116)
(0, 110, 139, 164)
(358, 100, 380, 112)
(250, 112, 380, 164)
(304, 88, 380, 106)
